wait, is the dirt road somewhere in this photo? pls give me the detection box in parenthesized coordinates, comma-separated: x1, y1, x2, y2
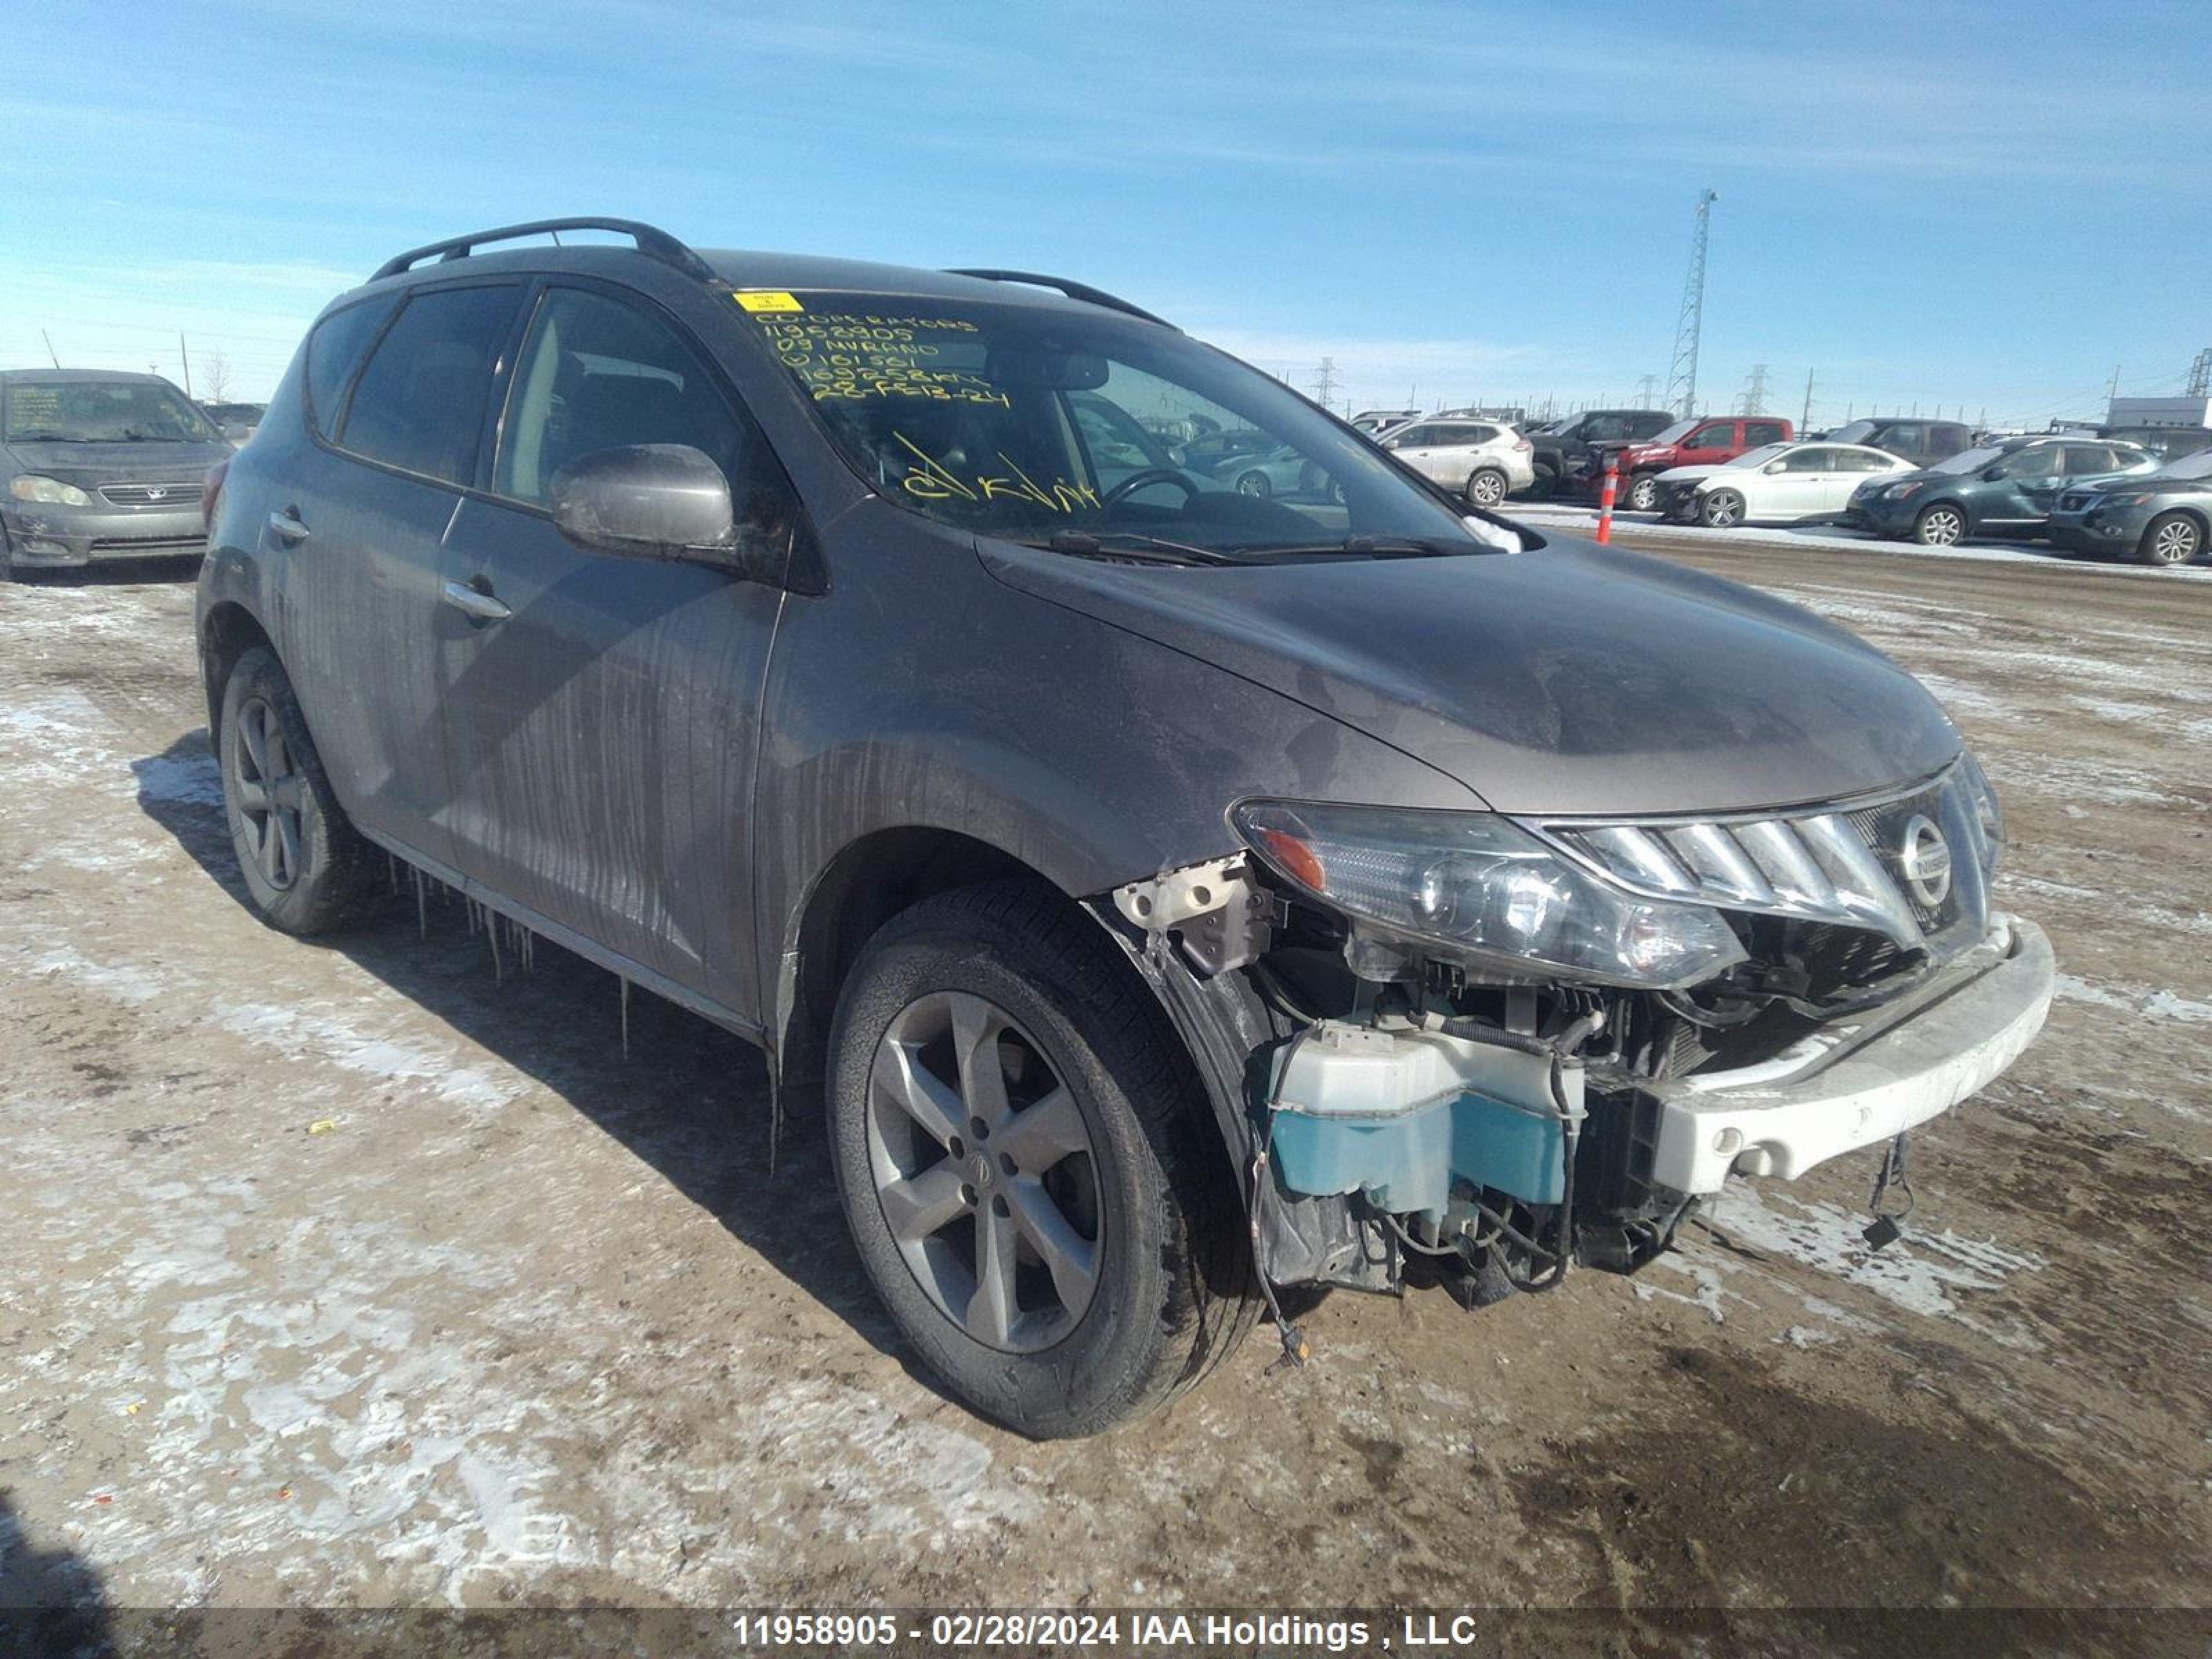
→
(2, 532, 2208, 1626)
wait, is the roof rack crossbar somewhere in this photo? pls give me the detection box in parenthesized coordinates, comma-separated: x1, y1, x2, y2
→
(944, 269, 1176, 330)
(371, 218, 715, 283)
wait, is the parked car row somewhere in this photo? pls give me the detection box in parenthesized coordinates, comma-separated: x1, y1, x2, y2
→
(1604, 424, 2200, 568)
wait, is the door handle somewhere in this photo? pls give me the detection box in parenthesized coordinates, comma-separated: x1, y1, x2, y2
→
(266, 509, 309, 545)
(440, 579, 512, 624)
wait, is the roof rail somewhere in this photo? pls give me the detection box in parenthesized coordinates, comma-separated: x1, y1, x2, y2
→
(944, 269, 1177, 330)
(371, 218, 715, 283)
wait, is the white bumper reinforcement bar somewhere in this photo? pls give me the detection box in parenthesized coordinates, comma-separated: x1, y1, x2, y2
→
(1644, 916, 2055, 1195)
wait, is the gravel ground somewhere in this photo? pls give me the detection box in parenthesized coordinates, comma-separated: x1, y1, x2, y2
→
(1, 529, 2207, 1633)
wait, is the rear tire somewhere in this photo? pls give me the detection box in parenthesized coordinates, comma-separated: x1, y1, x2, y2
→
(1464, 467, 1508, 508)
(1913, 503, 1967, 546)
(1699, 489, 1745, 529)
(827, 881, 1257, 1437)
(2139, 511, 2203, 567)
(218, 647, 379, 935)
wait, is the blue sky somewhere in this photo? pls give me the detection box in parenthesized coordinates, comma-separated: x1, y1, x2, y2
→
(3, 0, 2205, 424)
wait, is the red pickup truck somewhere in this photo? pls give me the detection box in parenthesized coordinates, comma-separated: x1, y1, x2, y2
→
(1612, 415, 1793, 511)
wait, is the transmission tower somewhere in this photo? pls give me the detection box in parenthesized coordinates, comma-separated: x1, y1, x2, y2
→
(1635, 373, 1660, 408)
(2188, 348, 2211, 399)
(1664, 189, 1718, 418)
(1313, 356, 1339, 413)
(1736, 362, 1770, 415)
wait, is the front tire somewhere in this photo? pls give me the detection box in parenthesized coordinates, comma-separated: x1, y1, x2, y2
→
(1234, 469, 1271, 498)
(1626, 472, 1661, 512)
(827, 881, 1256, 1437)
(1699, 489, 1745, 529)
(218, 646, 378, 935)
(2140, 511, 2203, 567)
(1913, 503, 1967, 546)
(1464, 467, 1508, 508)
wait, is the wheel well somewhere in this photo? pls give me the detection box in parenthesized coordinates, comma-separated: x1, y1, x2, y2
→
(199, 601, 274, 753)
(779, 827, 1060, 1094)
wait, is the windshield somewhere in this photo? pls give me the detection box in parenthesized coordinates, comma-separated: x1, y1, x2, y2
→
(747, 292, 1496, 558)
(2151, 448, 2212, 481)
(1932, 446, 2007, 474)
(1646, 418, 1700, 444)
(2, 379, 221, 444)
(1721, 442, 1790, 469)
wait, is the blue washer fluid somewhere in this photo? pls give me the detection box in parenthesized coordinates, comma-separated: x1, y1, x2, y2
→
(1265, 1025, 1575, 1217)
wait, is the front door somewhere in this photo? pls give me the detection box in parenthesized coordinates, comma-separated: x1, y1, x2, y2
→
(435, 281, 798, 1013)
(1983, 444, 2066, 526)
(1679, 420, 1738, 467)
(1384, 423, 1441, 482)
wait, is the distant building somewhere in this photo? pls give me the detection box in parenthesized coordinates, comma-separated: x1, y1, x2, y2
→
(2106, 395, 2212, 428)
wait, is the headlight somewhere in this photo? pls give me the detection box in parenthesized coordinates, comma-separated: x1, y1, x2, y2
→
(1233, 800, 1747, 988)
(1885, 482, 1927, 500)
(1958, 749, 2005, 875)
(2099, 491, 2151, 509)
(8, 474, 93, 506)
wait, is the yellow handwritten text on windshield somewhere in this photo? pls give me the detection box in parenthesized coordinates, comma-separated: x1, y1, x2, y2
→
(893, 433, 1101, 514)
(756, 315, 1010, 408)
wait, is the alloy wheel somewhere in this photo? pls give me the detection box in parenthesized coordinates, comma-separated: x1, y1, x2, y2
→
(2147, 516, 2201, 565)
(231, 696, 307, 891)
(866, 991, 1101, 1352)
(1628, 475, 1659, 511)
(1917, 506, 1965, 546)
(1467, 470, 1506, 507)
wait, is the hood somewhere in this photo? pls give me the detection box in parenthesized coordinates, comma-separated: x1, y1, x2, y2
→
(1656, 462, 1725, 485)
(980, 534, 1960, 817)
(2, 438, 234, 489)
(1623, 442, 1679, 466)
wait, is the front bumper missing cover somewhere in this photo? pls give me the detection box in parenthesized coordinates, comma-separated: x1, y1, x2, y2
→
(1640, 915, 2054, 1194)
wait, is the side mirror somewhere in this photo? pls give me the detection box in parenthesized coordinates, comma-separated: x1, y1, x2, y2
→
(1763, 460, 1787, 474)
(1981, 465, 2008, 482)
(549, 444, 735, 563)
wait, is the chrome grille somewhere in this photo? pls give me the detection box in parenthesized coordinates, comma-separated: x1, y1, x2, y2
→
(97, 481, 199, 506)
(1527, 765, 1989, 959)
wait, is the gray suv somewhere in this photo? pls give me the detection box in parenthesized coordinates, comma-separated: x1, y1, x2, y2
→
(198, 220, 2056, 1436)
(2, 369, 233, 579)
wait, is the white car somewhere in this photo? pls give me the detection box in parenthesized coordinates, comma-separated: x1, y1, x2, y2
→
(1377, 416, 1536, 507)
(1660, 441, 1914, 528)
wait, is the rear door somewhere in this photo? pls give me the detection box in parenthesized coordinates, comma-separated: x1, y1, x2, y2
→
(276, 279, 525, 868)
(434, 280, 798, 1012)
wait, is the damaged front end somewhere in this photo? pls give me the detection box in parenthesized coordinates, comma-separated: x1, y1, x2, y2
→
(1095, 753, 2054, 1318)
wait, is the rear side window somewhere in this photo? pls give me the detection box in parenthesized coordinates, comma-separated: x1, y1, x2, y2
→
(1928, 426, 1967, 457)
(1742, 420, 1787, 446)
(339, 284, 521, 486)
(303, 294, 397, 439)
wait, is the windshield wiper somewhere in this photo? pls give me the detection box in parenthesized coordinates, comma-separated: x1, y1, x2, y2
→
(1035, 529, 1247, 566)
(1233, 534, 1477, 559)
